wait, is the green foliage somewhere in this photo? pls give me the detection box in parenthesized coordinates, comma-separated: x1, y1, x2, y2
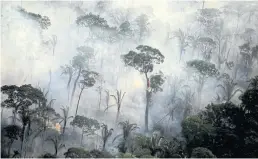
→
(181, 115, 215, 152)
(240, 76, 258, 112)
(80, 70, 99, 88)
(3, 125, 22, 141)
(121, 45, 164, 74)
(64, 147, 90, 158)
(38, 153, 56, 158)
(216, 77, 243, 102)
(133, 148, 151, 157)
(181, 76, 258, 157)
(70, 115, 100, 133)
(191, 147, 216, 158)
(133, 134, 151, 149)
(119, 21, 132, 37)
(64, 148, 113, 158)
(101, 124, 113, 150)
(1, 84, 46, 109)
(158, 137, 185, 158)
(89, 149, 113, 158)
(150, 71, 165, 93)
(187, 60, 219, 77)
(76, 13, 109, 29)
(113, 121, 138, 153)
(119, 152, 135, 158)
(18, 8, 51, 29)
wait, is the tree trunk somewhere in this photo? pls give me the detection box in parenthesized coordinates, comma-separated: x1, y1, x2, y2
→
(70, 67, 82, 106)
(55, 145, 58, 156)
(75, 87, 84, 117)
(63, 120, 67, 135)
(102, 139, 106, 151)
(197, 76, 205, 108)
(67, 74, 72, 89)
(21, 125, 26, 151)
(116, 107, 120, 123)
(98, 91, 102, 110)
(80, 130, 84, 146)
(12, 110, 17, 125)
(1, 107, 4, 120)
(8, 140, 14, 157)
(144, 73, 150, 132)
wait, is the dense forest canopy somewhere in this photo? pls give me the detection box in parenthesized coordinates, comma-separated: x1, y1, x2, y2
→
(1, 1, 258, 158)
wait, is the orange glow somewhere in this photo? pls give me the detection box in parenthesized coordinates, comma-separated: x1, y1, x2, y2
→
(55, 123, 61, 133)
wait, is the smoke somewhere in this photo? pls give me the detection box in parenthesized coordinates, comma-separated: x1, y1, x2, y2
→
(2, 0, 257, 157)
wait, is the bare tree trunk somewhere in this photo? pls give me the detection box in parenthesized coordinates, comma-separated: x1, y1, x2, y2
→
(75, 87, 84, 117)
(144, 73, 150, 132)
(63, 120, 67, 135)
(116, 107, 120, 123)
(70, 67, 82, 106)
(80, 130, 84, 146)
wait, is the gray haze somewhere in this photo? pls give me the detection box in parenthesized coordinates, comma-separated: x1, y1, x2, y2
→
(1, 0, 258, 157)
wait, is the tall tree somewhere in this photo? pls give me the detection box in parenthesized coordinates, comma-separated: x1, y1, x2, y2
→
(65, 46, 95, 105)
(187, 60, 219, 106)
(55, 106, 73, 135)
(121, 45, 165, 132)
(105, 90, 126, 123)
(70, 115, 100, 146)
(75, 70, 99, 117)
(135, 14, 150, 41)
(172, 28, 190, 62)
(2, 125, 22, 157)
(45, 134, 65, 157)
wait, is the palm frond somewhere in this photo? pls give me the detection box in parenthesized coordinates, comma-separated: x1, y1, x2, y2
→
(230, 88, 243, 100)
(112, 134, 123, 143)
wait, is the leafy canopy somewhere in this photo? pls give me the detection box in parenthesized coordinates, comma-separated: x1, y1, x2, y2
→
(187, 60, 219, 77)
(121, 45, 164, 74)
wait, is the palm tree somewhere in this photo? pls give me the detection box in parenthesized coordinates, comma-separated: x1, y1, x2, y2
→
(101, 124, 113, 151)
(172, 29, 189, 62)
(108, 90, 126, 123)
(150, 132, 164, 157)
(216, 78, 243, 102)
(113, 121, 139, 153)
(55, 106, 73, 135)
(60, 63, 74, 90)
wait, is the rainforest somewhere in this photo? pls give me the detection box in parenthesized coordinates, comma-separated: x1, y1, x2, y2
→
(1, 1, 258, 158)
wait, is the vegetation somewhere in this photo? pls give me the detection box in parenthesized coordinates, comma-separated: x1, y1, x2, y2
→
(1, 1, 258, 158)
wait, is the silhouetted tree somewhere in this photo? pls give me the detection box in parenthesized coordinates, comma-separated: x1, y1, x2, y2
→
(70, 115, 100, 146)
(121, 45, 165, 132)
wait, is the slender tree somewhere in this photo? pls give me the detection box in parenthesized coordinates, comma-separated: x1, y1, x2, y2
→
(70, 115, 100, 146)
(187, 60, 219, 106)
(75, 70, 99, 117)
(45, 134, 65, 157)
(55, 106, 73, 135)
(104, 90, 126, 123)
(101, 124, 113, 151)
